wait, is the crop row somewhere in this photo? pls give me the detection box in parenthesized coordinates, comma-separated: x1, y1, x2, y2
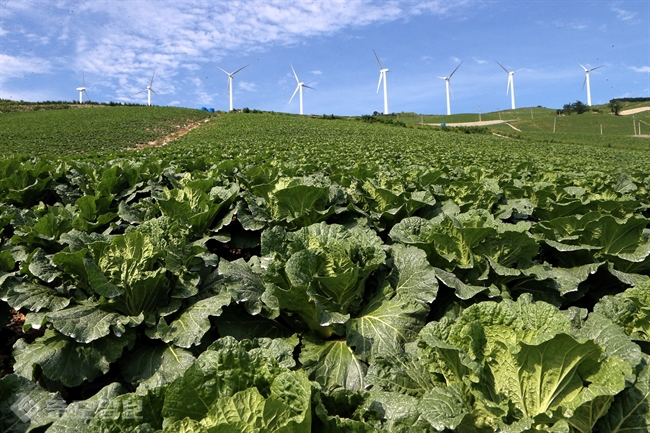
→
(1, 129, 649, 432)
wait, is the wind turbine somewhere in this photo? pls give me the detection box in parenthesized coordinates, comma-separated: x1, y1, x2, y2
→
(288, 64, 313, 115)
(438, 62, 462, 115)
(373, 50, 389, 114)
(218, 64, 248, 111)
(134, 71, 158, 106)
(496, 61, 524, 110)
(76, 72, 90, 103)
(580, 63, 603, 106)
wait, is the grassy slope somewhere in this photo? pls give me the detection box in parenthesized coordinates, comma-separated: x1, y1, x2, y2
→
(157, 112, 650, 178)
(0, 105, 212, 157)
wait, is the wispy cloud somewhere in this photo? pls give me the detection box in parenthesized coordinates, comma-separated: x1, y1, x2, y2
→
(629, 66, 650, 73)
(0, 54, 52, 83)
(552, 19, 587, 30)
(238, 81, 257, 92)
(473, 57, 488, 65)
(310, 70, 322, 75)
(2, 1, 471, 88)
(611, 6, 636, 21)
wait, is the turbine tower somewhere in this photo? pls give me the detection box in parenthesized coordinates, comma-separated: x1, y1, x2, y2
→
(373, 50, 389, 114)
(76, 72, 90, 103)
(134, 71, 158, 106)
(218, 64, 248, 111)
(289, 64, 313, 115)
(438, 62, 462, 115)
(580, 63, 603, 106)
(496, 61, 523, 110)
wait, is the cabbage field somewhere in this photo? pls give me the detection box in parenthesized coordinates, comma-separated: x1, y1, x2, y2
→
(1, 109, 650, 432)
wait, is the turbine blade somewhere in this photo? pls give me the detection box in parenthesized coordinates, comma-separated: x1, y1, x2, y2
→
(217, 66, 230, 75)
(495, 61, 509, 73)
(150, 70, 155, 87)
(582, 77, 586, 91)
(579, 63, 588, 71)
(449, 61, 462, 78)
(133, 90, 147, 95)
(83, 89, 90, 102)
(289, 84, 300, 103)
(376, 72, 383, 93)
(506, 76, 511, 95)
(232, 64, 249, 75)
(303, 85, 314, 90)
(373, 49, 383, 69)
(590, 65, 604, 72)
(82, 71, 85, 87)
(450, 82, 455, 100)
(290, 63, 299, 84)
(515, 68, 525, 73)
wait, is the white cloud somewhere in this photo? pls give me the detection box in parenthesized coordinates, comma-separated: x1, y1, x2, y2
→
(611, 6, 636, 21)
(629, 66, 650, 73)
(238, 81, 257, 92)
(3, 1, 471, 82)
(473, 57, 488, 65)
(552, 19, 587, 30)
(0, 54, 52, 83)
(310, 70, 322, 75)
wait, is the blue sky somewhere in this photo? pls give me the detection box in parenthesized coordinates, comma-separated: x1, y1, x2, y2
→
(1, 1, 649, 115)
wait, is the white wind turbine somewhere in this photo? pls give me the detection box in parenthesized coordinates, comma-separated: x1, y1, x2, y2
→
(373, 50, 389, 114)
(288, 64, 313, 115)
(496, 61, 524, 110)
(134, 71, 159, 106)
(218, 64, 248, 111)
(580, 63, 603, 106)
(76, 72, 90, 103)
(438, 62, 462, 115)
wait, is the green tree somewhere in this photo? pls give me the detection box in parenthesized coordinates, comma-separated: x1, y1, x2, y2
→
(609, 99, 623, 115)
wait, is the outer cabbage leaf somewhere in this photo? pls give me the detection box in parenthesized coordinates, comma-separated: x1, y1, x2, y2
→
(594, 355, 650, 432)
(161, 336, 297, 425)
(86, 387, 165, 433)
(594, 281, 650, 342)
(13, 329, 133, 387)
(200, 371, 311, 433)
(0, 374, 66, 433)
(46, 382, 126, 433)
(121, 343, 196, 391)
(299, 336, 366, 393)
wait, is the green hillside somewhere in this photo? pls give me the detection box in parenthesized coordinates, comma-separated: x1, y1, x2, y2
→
(0, 104, 212, 157)
(2, 105, 650, 433)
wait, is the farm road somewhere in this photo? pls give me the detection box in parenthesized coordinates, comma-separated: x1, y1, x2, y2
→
(620, 106, 650, 115)
(427, 119, 513, 127)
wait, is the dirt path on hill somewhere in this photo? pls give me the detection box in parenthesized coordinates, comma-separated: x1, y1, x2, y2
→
(426, 119, 514, 127)
(620, 106, 650, 115)
(127, 117, 212, 150)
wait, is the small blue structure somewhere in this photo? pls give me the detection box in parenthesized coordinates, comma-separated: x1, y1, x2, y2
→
(440, 122, 446, 127)
(208, 108, 215, 113)
(200, 107, 208, 111)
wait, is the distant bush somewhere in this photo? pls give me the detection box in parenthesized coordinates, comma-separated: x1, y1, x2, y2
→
(441, 125, 490, 135)
(360, 114, 406, 127)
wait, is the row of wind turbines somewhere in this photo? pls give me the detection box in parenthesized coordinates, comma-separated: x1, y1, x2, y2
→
(74, 51, 604, 116)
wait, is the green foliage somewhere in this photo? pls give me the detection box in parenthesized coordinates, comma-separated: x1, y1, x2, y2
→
(1, 111, 650, 432)
(0, 105, 211, 157)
